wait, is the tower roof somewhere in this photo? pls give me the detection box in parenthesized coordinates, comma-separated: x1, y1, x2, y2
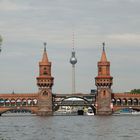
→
(100, 42, 107, 62)
(41, 42, 49, 63)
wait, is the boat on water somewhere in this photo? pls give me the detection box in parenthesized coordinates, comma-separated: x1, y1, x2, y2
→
(86, 107, 94, 116)
(131, 111, 140, 115)
(113, 109, 140, 116)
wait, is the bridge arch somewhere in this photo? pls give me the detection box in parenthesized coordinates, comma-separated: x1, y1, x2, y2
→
(0, 108, 31, 115)
(122, 98, 127, 105)
(133, 98, 138, 105)
(22, 99, 27, 106)
(11, 99, 16, 106)
(16, 99, 22, 106)
(113, 106, 140, 112)
(0, 107, 38, 116)
(61, 96, 91, 104)
(116, 98, 121, 106)
(0, 98, 4, 106)
(5, 99, 10, 106)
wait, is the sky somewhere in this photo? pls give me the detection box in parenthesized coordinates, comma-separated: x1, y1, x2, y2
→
(0, 0, 140, 94)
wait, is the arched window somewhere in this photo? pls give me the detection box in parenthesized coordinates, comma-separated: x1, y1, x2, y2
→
(43, 71, 48, 75)
(103, 90, 106, 96)
(99, 67, 102, 73)
(43, 91, 48, 96)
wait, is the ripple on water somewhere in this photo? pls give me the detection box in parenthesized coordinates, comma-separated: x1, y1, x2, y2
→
(0, 115, 140, 140)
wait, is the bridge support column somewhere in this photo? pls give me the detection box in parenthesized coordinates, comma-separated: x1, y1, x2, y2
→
(95, 44, 113, 115)
(36, 44, 54, 116)
(37, 110, 53, 116)
(37, 88, 53, 116)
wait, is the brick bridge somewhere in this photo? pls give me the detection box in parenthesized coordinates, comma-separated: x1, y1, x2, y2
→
(112, 93, 140, 112)
(0, 93, 95, 115)
(0, 43, 140, 116)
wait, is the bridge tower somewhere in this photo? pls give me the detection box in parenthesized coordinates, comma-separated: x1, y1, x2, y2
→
(36, 43, 54, 116)
(95, 43, 113, 115)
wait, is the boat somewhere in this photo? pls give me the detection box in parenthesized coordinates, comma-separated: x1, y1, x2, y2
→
(86, 107, 94, 116)
(131, 111, 140, 115)
(113, 108, 140, 116)
(77, 110, 84, 115)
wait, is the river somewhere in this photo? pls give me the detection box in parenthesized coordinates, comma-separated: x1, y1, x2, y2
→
(0, 114, 140, 140)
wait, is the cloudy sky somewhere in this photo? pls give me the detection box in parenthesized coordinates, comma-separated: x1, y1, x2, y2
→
(0, 0, 140, 94)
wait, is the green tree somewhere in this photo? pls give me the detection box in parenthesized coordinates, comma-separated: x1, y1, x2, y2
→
(130, 89, 140, 94)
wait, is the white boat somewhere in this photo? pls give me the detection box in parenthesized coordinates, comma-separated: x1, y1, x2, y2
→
(86, 107, 94, 116)
(113, 110, 140, 115)
(131, 111, 140, 115)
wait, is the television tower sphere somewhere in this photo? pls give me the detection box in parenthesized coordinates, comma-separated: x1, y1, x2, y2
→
(70, 51, 77, 65)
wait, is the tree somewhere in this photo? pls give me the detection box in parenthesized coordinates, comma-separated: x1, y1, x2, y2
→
(130, 89, 140, 94)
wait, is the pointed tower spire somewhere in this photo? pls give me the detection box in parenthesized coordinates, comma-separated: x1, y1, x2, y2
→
(95, 43, 113, 115)
(44, 42, 47, 52)
(42, 42, 49, 63)
(37, 42, 54, 89)
(100, 42, 107, 62)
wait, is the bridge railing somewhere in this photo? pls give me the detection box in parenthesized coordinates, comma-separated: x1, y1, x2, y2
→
(54, 100, 94, 106)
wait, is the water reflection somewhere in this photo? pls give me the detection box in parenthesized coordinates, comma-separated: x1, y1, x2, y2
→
(0, 114, 140, 140)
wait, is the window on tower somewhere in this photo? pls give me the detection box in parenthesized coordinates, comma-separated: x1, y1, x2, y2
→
(43, 67, 47, 75)
(99, 67, 102, 72)
(103, 90, 106, 96)
(43, 91, 48, 96)
(43, 71, 48, 75)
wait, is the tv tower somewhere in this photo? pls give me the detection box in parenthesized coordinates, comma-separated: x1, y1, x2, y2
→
(70, 33, 77, 94)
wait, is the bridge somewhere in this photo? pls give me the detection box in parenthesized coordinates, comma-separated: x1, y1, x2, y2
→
(112, 93, 140, 112)
(0, 93, 38, 115)
(0, 92, 96, 115)
(0, 43, 140, 116)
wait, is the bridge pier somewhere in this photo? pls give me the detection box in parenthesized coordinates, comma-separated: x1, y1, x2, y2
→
(37, 110, 53, 116)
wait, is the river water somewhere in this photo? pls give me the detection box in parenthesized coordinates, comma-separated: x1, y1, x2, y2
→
(0, 114, 140, 140)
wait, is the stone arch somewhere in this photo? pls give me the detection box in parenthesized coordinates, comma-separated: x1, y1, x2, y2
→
(0, 98, 4, 106)
(112, 98, 116, 105)
(133, 98, 138, 105)
(22, 99, 27, 106)
(27, 99, 32, 106)
(116, 98, 121, 106)
(16, 99, 21, 106)
(139, 99, 140, 105)
(122, 98, 127, 106)
(11, 99, 16, 106)
(5, 99, 10, 106)
(33, 99, 38, 105)
(61, 96, 91, 104)
(128, 98, 133, 106)
(0, 108, 35, 115)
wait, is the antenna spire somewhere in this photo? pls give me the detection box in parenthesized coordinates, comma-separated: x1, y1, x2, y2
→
(44, 42, 47, 52)
(102, 42, 105, 52)
(72, 32, 75, 50)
